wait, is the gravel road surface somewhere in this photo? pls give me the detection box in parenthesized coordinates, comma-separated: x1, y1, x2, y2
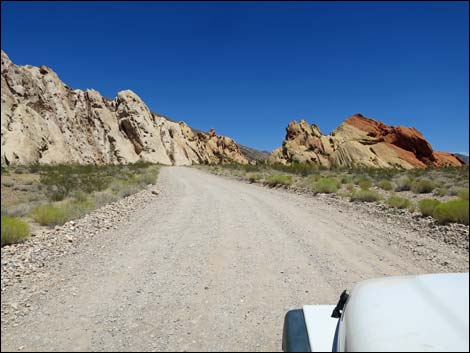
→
(1, 167, 468, 351)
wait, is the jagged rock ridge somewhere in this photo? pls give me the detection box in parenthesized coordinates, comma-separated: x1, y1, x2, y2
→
(269, 114, 465, 169)
(1, 50, 248, 166)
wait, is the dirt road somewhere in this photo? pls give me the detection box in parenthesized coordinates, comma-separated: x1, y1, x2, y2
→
(1, 167, 467, 351)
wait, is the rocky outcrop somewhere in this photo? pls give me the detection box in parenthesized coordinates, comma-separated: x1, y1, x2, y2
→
(1, 50, 248, 166)
(270, 114, 466, 169)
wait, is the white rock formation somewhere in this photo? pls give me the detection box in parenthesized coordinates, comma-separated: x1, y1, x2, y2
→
(1, 50, 248, 166)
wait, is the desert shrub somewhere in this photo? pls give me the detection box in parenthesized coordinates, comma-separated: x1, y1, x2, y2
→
(337, 191, 353, 198)
(271, 161, 320, 176)
(432, 200, 469, 225)
(1, 216, 30, 246)
(242, 163, 263, 173)
(431, 178, 445, 188)
(386, 195, 411, 209)
(265, 174, 292, 187)
(248, 174, 262, 183)
(306, 173, 321, 183)
(93, 191, 119, 207)
(418, 199, 441, 217)
(458, 188, 469, 200)
(340, 175, 354, 184)
(28, 163, 41, 173)
(13, 166, 27, 174)
(350, 189, 381, 202)
(346, 183, 355, 192)
(38, 163, 158, 201)
(31, 205, 69, 226)
(137, 170, 158, 186)
(377, 180, 393, 191)
(72, 191, 88, 202)
(435, 187, 448, 197)
(446, 187, 460, 196)
(117, 184, 141, 197)
(394, 176, 412, 192)
(63, 200, 95, 220)
(1, 203, 36, 217)
(411, 179, 434, 194)
(2, 181, 14, 187)
(313, 177, 339, 194)
(354, 177, 372, 190)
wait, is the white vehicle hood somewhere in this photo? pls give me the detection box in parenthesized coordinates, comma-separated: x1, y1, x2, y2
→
(338, 272, 469, 352)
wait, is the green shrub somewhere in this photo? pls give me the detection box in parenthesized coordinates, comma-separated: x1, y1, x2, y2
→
(31, 205, 69, 226)
(350, 189, 381, 202)
(386, 195, 412, 209)
(432, 200, 469, 225)
(411, 179, 434, 194)
(354, 177, 372, 190)
(265, 174, 292, 187)
(313, 177, 338, 194)
(72, 191, 88, 202)
(418, 199, 441, 217)
(458, 188, 469, 201)
(137, 170, 157, 186)
(395, 176, 412, 192)
(1, 216, 30, 246)
(340, 175, 353, 184)
(378, 180, 393, 191)
(435, 187, 448, 197)
(38, 163, 159, 201)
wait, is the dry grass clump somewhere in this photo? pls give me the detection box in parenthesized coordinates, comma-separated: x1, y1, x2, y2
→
(1, 216, 30, 246)
(410, 179, 434, 194)
(387, 195, 412, 209)
(418, 199, 441, 217)
(394, 176, 412, 192)
(433, 200, 469, 225)
(377, 180, 393, 191)
(265, 174, 292, 187)
(350, 189, 381, 202)
(312, 177, 339, 194)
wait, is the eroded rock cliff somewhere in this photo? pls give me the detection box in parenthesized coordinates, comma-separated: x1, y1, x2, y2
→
(270, 114, 465, 169)
(1, 50, 248, 166)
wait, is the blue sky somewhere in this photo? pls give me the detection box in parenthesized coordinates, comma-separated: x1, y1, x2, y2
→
(2, 1, 468, 153)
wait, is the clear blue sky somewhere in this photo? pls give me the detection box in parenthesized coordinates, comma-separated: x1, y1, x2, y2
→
(2, 1, 469, 153)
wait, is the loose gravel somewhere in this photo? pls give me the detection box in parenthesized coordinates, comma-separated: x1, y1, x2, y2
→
(1, 167, 468, 352)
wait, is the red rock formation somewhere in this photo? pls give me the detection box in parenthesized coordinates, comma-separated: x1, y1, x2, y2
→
(344, 114, 463, 168)
(270, 113, 466, 169)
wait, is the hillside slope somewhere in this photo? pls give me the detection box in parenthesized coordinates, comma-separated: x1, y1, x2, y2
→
(1, 50, 248, 166)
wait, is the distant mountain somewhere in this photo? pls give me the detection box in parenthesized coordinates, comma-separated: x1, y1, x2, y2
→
(1, 50, 248, 166)
(270, 114, 466, 169)
(239, 145, 270, 162)
(454, 153, 469, 165)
